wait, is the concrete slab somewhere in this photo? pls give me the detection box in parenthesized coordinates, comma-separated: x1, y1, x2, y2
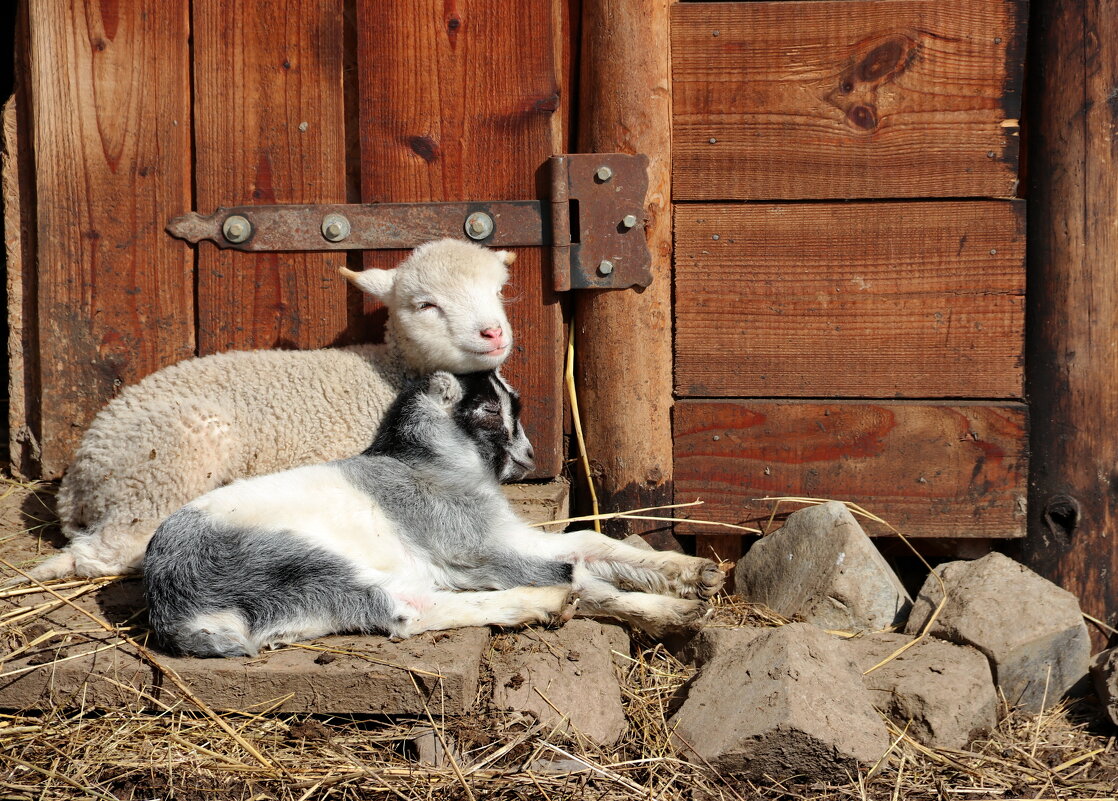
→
(0, 579, 489, 714)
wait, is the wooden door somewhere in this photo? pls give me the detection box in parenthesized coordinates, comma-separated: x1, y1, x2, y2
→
(10, 0, 571, 480)
(669, 0, 1029, 561)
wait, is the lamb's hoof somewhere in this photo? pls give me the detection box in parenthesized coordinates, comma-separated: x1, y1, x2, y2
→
(673, 558, 726, 600)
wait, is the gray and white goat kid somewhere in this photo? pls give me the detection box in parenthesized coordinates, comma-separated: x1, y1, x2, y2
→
(144, 372, 724, 657)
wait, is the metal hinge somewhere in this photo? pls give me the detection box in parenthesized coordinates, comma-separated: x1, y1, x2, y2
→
(166, 153, 650, 291)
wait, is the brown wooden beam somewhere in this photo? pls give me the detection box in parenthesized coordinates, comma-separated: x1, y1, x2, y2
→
(1011, 0, 1118, 650)
(574, 0, 676, 547)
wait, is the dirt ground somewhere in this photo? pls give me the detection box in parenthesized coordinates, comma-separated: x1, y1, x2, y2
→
(1, 473, 1117, 800)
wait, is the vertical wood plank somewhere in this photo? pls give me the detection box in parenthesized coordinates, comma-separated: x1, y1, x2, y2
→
(1014, 0, 1118, 649)
(575, 0, 675, 545)
(356, 0, 566, 476)
(28, 0, 194, 477)
(193, 0, 348, 353)
(3, 6, 38, 477)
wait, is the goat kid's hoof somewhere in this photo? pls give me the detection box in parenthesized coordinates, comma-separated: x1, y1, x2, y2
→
(641, 598, 709, 638)
(548, 595, 580, 627)
(673, 559, 726, 600)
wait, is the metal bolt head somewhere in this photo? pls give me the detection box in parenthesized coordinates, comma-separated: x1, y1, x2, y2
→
(621, 214, 638, 229)
(596, 166, 613, 182)
(598, 259, 614, 276)
(464, 211, 495, 240)
(321, 213, 351, 242)
(222, 215, 252, 244)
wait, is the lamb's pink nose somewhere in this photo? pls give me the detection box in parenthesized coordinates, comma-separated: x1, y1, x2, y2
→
(481, 327, 504, 343)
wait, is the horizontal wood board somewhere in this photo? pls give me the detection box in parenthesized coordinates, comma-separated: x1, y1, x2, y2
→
(674, 399, 1028, 541)
(193, 0, 349, 354)
(356, 0, 566, 476)
(671, 0, 1026, 200)
(674, 201, 1025, 398)
(29, 0, 194, 477)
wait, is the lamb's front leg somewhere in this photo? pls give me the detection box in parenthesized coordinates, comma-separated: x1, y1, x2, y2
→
(516, 529, 725, 600)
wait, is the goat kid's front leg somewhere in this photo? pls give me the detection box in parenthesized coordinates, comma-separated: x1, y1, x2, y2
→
(518, 529, 725, 600)
(569, 566, 708, 637)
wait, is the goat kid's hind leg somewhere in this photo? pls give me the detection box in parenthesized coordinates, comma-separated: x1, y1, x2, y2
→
(523, 529, 726, 600)
(571, 567, 708, 638)
(398, 586, 575, 637)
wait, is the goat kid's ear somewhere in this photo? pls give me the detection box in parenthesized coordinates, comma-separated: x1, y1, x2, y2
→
(495, 250, 516, 267)
(426, 372, 464, 410)
(339, 266, 395, 299)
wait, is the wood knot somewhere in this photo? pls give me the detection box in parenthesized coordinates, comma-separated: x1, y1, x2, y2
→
(847, 104, 878, 131)
(854, 34, 920, 86)
(408, 135, 440, 163)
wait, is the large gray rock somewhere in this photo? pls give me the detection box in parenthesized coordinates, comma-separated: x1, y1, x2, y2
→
(905, 552, 1091, 712)
(487, 619, 629, 746)
(669, 622, 889, 782)
(845, 632, 997, 749)
(677, 626, 767, 669)
(1090, 648, 1118, 726)
(734, 501, 911, 631)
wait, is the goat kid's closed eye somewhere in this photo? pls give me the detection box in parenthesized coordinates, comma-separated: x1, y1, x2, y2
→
(416, 301, 439, 311)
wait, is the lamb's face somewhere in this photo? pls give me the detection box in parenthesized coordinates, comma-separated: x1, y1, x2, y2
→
(341, 239, 516, 374)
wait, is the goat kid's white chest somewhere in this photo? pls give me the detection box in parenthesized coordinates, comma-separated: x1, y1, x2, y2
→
(189, 464, 418, 576)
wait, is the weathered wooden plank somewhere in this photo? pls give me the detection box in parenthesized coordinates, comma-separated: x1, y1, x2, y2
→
(1012, 0, 1118, 649)
(356, 0, 566, 476)
(3, 10, 38, 479)
(671, 0, 1026, 200)
(674, 201, 1025, 399)
(674, 400, 1028, 551)
(193, 0, 348, 353)
(28, 0, 194, 477)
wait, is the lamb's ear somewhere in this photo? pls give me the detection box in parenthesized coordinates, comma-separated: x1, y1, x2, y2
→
(339, 266, 395, 299)
(426, 372, 464, 409)
(494, 250, 517, 267)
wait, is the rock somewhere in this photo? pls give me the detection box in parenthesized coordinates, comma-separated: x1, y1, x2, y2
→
(621, 533, 655, 551)
(1090, 648, 1118, 726)
(669, 622, 889, 782)
(677, 626, 766, 669)
(410, 727, 462, 768)
(844, 632, 997, 748)
(905, 552, 1091, 712)
(733, 501, 911, 632)
(488, 619, 629, 746)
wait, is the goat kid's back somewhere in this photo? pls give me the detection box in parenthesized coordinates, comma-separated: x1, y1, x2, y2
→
(144, 371, 574, 658)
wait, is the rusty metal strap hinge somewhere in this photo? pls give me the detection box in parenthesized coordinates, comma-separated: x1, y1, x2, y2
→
(166, 153, 651, 291)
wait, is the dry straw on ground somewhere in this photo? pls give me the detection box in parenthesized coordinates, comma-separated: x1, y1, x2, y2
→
(0, 477, 1116, 800)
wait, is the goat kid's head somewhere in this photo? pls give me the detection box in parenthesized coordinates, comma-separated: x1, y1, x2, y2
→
(339, 239, 515, 374)
(372, 370, 535, 483)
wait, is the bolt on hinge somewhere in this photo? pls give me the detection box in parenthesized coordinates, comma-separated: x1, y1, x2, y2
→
(166, 153, 651, 291)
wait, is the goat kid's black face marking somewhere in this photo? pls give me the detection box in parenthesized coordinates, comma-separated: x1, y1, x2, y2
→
(453, 372, 535, 482)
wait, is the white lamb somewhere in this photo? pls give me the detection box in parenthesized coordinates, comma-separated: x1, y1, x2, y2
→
(21, 239, 516, 583)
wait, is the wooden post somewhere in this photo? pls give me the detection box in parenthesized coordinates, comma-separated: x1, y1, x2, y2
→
(1013, 0, 1118, 648)
(575, 0, 676, 546)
